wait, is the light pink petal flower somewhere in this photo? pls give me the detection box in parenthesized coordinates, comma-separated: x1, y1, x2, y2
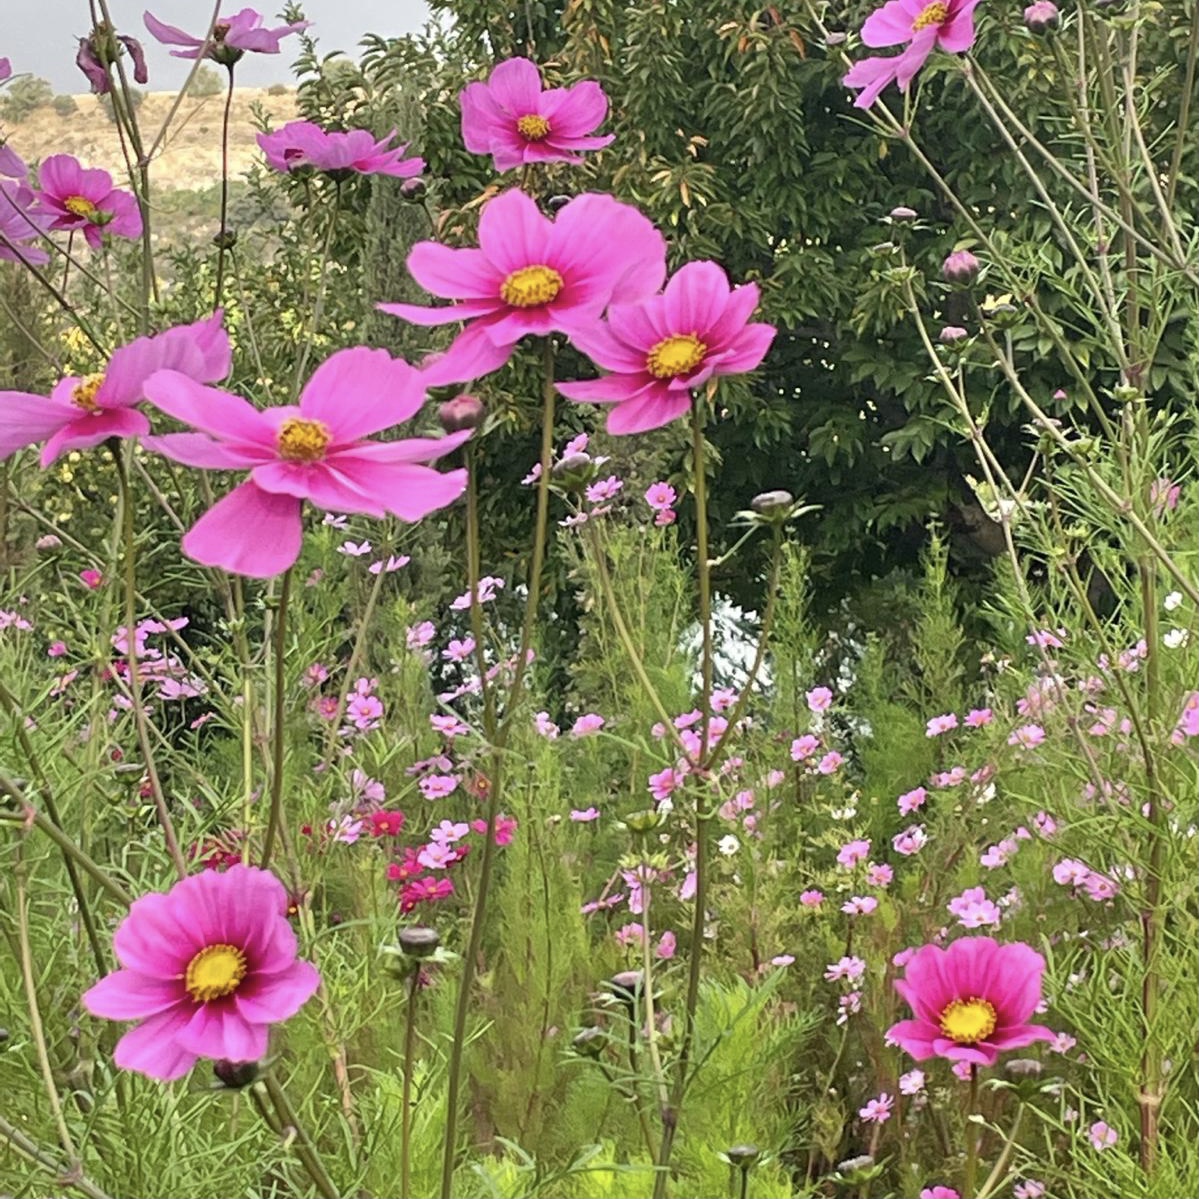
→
(113, 1007, 197, 1080)
(182, 482, 303, 577)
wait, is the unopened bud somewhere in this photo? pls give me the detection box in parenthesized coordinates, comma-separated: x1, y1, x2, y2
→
(942, 249, 980, 284)
(607, 970, 644, 1005)
(889, 205, 918, 222)
(1005, 1058, 1044, 1078)
(438, 394, 484, 432)
(725, 1144, 761, 1168)
(1024, 1, 1060, 33)
(751, 489, 793, 513)
(939, 325, 969, 344)
(398, 926, 441, 958)
(545, 194, 571, 213)
(400, 177, 427, 202)
(572, 1027, 606, 1058)
(213, 1059, 259, 1088)
(212, 229, 238, 250)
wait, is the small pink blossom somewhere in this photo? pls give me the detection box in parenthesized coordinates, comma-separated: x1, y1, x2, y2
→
(824, 955, 867, 984)
(534, 711, 561, 739)
(345, 693, 383, 730)
(406, 621, 436, 650)
(654, 508, 676, 527)
(899, 1068, 925, 1095)
(867, 862, 893, 888)
(33, 155, 142, 249)
(806, 686, 833, 712)
(656, 930, 677, 959)
(841, 895, 878, 916)
(47, 640, 68, 657)
(648, 766, 681, 801)
(790, 733, 820, 760)
(585, 475, 623, 503)
(570, 807, 600, 822)
(837, 839, 871, 868)
(964, 707, 993, 727)
(418, 774, 459, 801)
(926, 712, 958, 737)
(1008, 723, 1046, 750)
(258, 122, 423, 179)
(920, 1189, 960, 1199)
(893, 825, 927, 856)
(1089, 1121, 1117, 1151)
(898, 786, 927, 815)
(645, 481, 677, 511)
(817, 751, 844, 774)
(1014, 1183, 1047, 1199)
(1034, 810, 1057, 835)
(570, 712, 605, 737)
(450, 575, 505, 610)
(369, 554, 409, 575)
(858, 1092, 893, 1124)
(800, 889, 825, 908)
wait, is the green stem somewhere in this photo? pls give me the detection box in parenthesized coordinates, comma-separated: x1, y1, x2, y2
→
(976, 1102, 1024, 1199)
(401, 968, 420, 1199)
(261, 1073, 341, 1199)
(963, 1065, 980, 1199)
(260, 567, 293, 870)
(214, 64, 236, 311)
(0, 1111, 114, 1199)
(116, 449, 186, 879)
(293, 187, 343, 398)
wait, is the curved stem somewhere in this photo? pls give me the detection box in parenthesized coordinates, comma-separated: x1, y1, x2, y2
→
(976, 1102, 1025, 1199)
(261, 1073, 341, 1199)
(116, 449, 186, 879)
(260, 567, 293, 869)
(214, 65, 236, 311)
(0, 1111, 113, 1199)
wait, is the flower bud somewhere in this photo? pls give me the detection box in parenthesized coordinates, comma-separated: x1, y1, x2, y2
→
(623, 808, 668, 835)
(1024, 1, 1060, 33)
(545, 194, 572, 213)
(398, 926, 441, 959)
(438, 394, 484, 433)
(213, 1058, 259, 1088)
(751, 489, 793, 513)
(1005, 1058, 1043, 1078)
(889, 205, 918, 222)
(212, 229, 238, 251)
(939, 326, 968, 344)
(724, 1144, 761, 1168)
(942, 249, 980, 284)
(572, 1027, 606, 1058)
(606, 970, 644, 1005)
(400, 177, 427, 202)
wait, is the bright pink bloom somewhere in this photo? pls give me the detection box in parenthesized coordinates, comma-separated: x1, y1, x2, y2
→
(32, 155, 141, 249)
(0, 178, 50, 265)
(921, 1189, 960, 1199)
(79, 568, 104, 590)
(843, 0, 981, 108)
(558, 261, 775, 435)
(144, 8, 309, 62)
(645, 481, 677, 511)
(381, 188, 665, 386)
(141, 347, 468, 578)
(886, 936, 1055, 1066)
(571, 712, 605, 737)
(257, 121, 424, 179)
(81, 865, 318, 1080)
(0, 59, 10, 82)
(0, 313, 230, 467)
(460, 57, 614, 173)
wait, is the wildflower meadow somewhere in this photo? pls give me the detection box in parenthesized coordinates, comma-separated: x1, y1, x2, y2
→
(0, 3, 1195, 1198)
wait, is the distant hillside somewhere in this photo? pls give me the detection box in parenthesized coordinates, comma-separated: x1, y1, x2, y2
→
(6, 88, 298, 191)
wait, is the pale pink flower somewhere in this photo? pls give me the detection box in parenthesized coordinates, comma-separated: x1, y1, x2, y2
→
(656, 930, 677, 959)
(406, 621, 436, 650)
(258, 122, 423, 179)
(570, 712, 605, 737)
(926, 712, 958, 736)
(645, 481, 677, 511)
(534, 711, 561, 739)
(824, 955, 867, 983)
(817, 751, 843, 774)
(570, 807, 600, 822)
(1089, 1121, 1117, 1151)
(837, 839, 871, 869)
(1008, 723, 1046, 750)
(867, 862, 893, 887)
(419, 774, 458, 801)
(1014, 1182, 1047, 1199)
(806, 685, 833, 712)
(899, 1068, 925, 1095)
(893, 825, 928, 855)
(898, 786, 927, 815)
(799, 889, 824, 908)
(964, 707, 993, 727)
(858, 1092, 893, 1123)
(790, 733, 820, 760)
(842, 895, 878, 916)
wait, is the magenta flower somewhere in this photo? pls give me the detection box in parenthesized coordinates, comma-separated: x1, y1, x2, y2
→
(379, 188, 666, 387)
(32, 155, 142, 249)
(843, 0, 982, 108)
(144, 8, 309, 64)
(887, 936, 1055, 1066)
(141, 346, 469, 578)
(257, 121, 424, 179)
(460, 57, 614, 173)
(81, 865, 319, 1081)
(0, 313, 230, 466)
(0, 178, 50, 265)
(0, 58, 10, 82)
(558, 261, 775, 435)
(76, 28, 149, 95)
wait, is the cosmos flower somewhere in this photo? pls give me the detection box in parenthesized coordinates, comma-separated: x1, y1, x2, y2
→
(144, 8, 309, 65)
(257, 121, 424, 179)
(32, 154, 142, 248)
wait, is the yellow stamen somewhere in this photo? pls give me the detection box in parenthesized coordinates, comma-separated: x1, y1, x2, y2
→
(516, 113, 551, 141)
(184, 943, 247, 1002)
(913, 1, 949, 30)
(72, 373, 104, 412)
(939, 997, 998, 1044)
(64, 195, 98, 219)
(277, 417, 331, 463)
(500, 264, 563, 308)
(646, 333, 707, 379)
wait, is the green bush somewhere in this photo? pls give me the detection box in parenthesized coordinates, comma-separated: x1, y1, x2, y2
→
(0, 75, 53, 122)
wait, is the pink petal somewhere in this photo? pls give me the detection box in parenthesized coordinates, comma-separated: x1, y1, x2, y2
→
(251, 460, 385, 517)
(943, 935, 1000, 998)
(549, 194, 667, 306)
(987, 1024, 1056, 1051)
(141, 432, 266, 470)
(300, 346, 428, 441)
(538, 79, 608, 138)
(330, 458, 468, 522)
(605, 387, 690, 435)
(885, 1017, 940, 1060)
(0, 390, 75, 460)
(567, 319, 653, 373)
(703, 283, 764, 351)
(143, 371, 276, 449)
(406, 242, 501, 302)
(861, 0, 922, 46)
(83, 970, 185, 1020)
(102, 313, 231, 405)
(557, 374, 656, 404)
(40, 407, 150, 466)
(176, 1000, 269, 1062)
(895, 28, 938, 90)
(662, 261, 733, 338)
(844, 55, 902, 108)
(333, 429, 472, 465)
(234, 959, 320, 1024)
(418, 323, 514, 387)
(933, 1038, 997, 1066)
(707, 322, 775, 376)
(114, 891, 202, 974)
(460, 82, 505, 154)
(182, 481, 303, 578)
(478, 188, 553, 276)
(485, 57, 544, 116)
(376, 298, 498, 328)
(113, 1007, 198, 1080)
(143, 11, 202, 49)
(986, 942, 1047, 1023)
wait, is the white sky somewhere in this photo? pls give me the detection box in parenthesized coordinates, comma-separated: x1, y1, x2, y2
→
(8, 0, 431, 92)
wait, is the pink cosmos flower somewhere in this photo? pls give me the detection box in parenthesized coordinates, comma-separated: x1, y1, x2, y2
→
(842, 895, 878, 916)
(75, 29, 148, 95)
(81, 865, 319, 1081)
(837, 838, 871, 869)
(867, 862, 894, 887)
(0, 313, 230, 467)
(964, 707, 993, 728)
(921, 1189, 960, 1199)
(791, 733, 820, 760)
(656, 930, 677, 959)
(898, 786, 927, 815)
(570, 807, 600, 822)
(1089, 1121, 1118, 1151)
(460, 57, 614, 173)
(558, 260, 776, 435)
(144, 8, 309, 63)
(899, 1068, 926, 1095)
(257, 121, 424, 179)
(859, 1092, 893, 1123)
(824, 955, 867, 983)
(893, 825, 927, 855)
(1008, 723, 1046, 750)
(843, 0, 982, 109)
(0, 178, 51, 265)
(926, 712, 958, 736)
(886, 936, 1055, 1066)
(1014, 1183, 1046, 1199)
(817, 751, 843, 774)
(807, 685, 834, 712)
(571, 712, 605, 737)
(141, 347, 468, 578)
(645, 481, 677, 511)
(799, 889, 825, 907)
(32, 155, 142, 249)
(380, 188, 666, 387)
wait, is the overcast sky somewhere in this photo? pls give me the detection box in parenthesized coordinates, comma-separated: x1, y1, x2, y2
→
(10, 1, 431, 92)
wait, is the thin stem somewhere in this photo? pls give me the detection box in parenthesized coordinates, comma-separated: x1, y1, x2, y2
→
(1165, 0, 1199, 213)
(116, 449, 186, 879)
(14, 857, 77, 1161)
(638, 878, 671, 1121)
(214, 65, 237, 311)
(261, 1073, 342, 1199)
(260, 567, 293, 869)
(0, 1111, 114, 1199)
(401, 968, 420, 1199)
(976, 1103, 1025, 1199)
(292, 187, 343, 398)
(963, 1065, 980, 1199)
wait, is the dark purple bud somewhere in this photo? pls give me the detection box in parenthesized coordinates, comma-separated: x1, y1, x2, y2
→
(400, 177, 427, 202)
(119, 35, 149, 84)
(398, 926, 441, 958)
(213, 1058, 259, 1088)
(546, 194, 572, 213)
(76, 38, 112, 94)
(438, 394, 484, 433)
(1024, 1, 1061, 33)
(942, 249, 980, 285)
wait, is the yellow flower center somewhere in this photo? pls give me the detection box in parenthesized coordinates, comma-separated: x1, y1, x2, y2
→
(516, 113, 552, 141)
(184, 943, 247, 1002)
(72, 373, 104, 412)
(277, 417, 331, 463)
(64, 195, 98, 219)
(500, 264, 563, 308)
(939, 997, 998, 1044)
(913, 1, 949, 29)
(646, 333, 707, 379)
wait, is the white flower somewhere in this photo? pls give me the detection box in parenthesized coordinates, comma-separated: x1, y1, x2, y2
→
(717, 834, 740, 856)
(1163, 590, 1183, 611)
(1163, 628, 1189, 649)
